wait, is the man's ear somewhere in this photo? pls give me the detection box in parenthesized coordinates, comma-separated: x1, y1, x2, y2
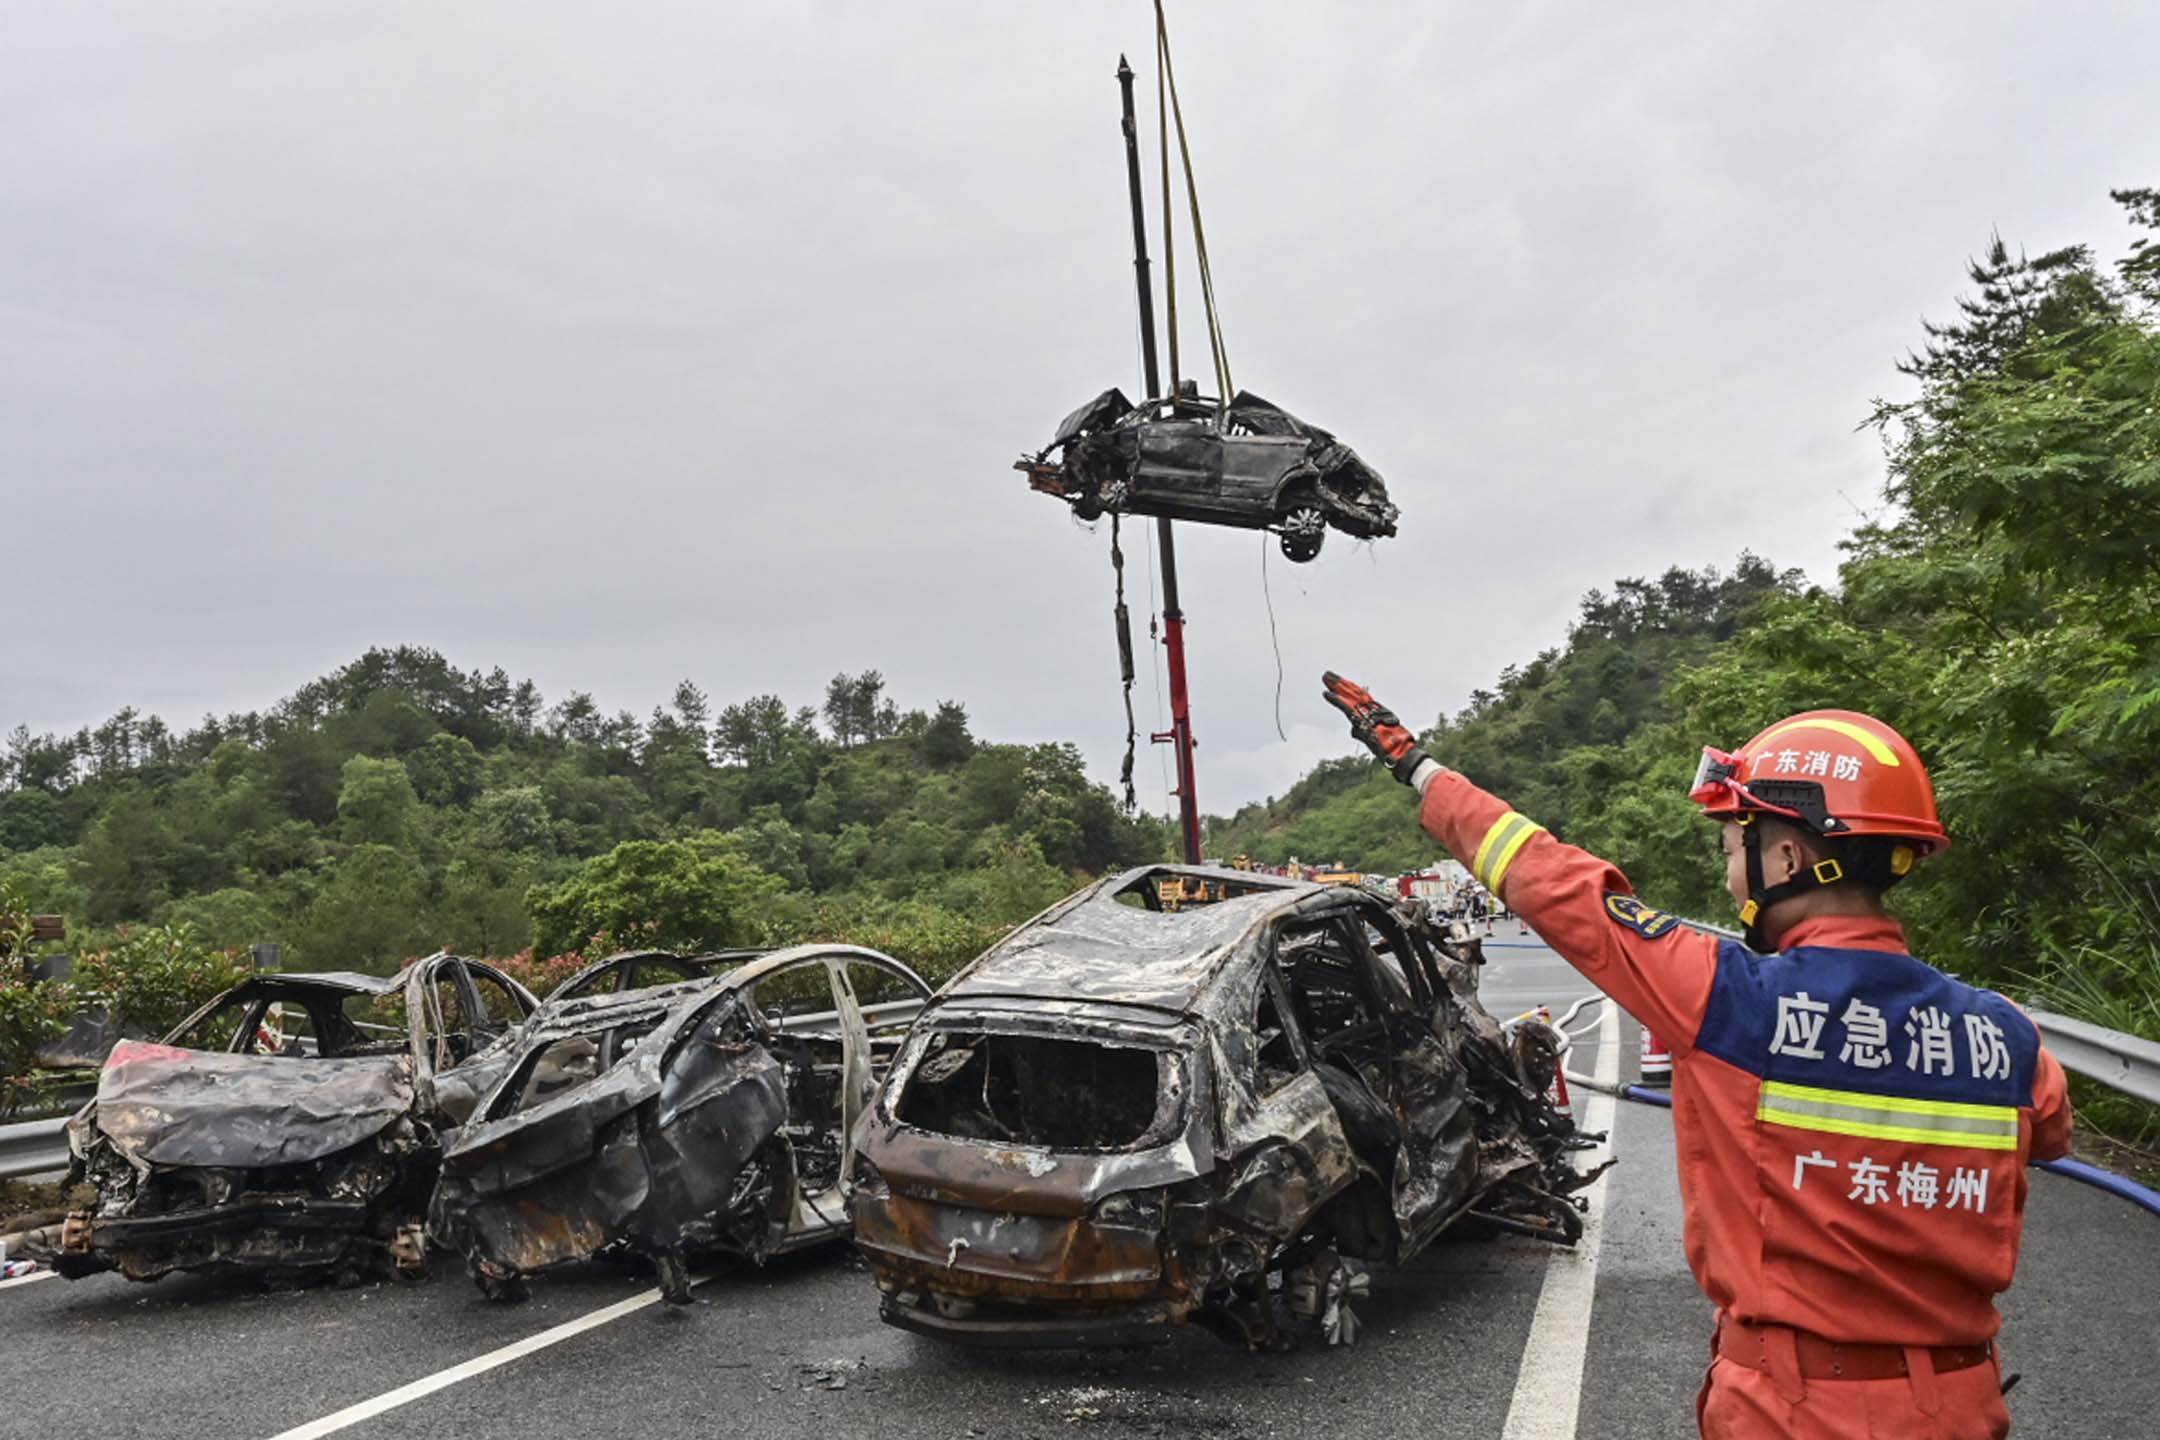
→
(1770, 833, 1807, 886)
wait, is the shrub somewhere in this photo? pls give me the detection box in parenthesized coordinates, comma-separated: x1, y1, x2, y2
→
(526, 834, 788, 957)
(486, 948, 593, 1002)
(73, 924, 250, 1042)
(1, 881, 76, 1117)
(0, 966, 74, 1118)
(797, 897, 1011, 987)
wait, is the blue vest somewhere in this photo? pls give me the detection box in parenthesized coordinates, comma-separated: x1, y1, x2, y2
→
(1693, 942, 2041, 1111)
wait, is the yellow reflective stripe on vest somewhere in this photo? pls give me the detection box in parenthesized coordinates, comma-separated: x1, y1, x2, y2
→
(1472, 811, 1545, 893)
(1756, 1080, 2019, 1152)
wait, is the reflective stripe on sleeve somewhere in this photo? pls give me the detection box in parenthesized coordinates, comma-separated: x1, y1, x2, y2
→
(1473, 811, 1546, 893)
(1757, 1080, 2019, 1151)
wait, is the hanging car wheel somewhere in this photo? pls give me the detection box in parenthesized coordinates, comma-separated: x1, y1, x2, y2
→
(1278, 502, 1326, 563)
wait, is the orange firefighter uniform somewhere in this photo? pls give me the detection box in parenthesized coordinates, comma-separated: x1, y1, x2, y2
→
(1417, 767, 2071, 1439)
(1319, 675, 2072, 1439)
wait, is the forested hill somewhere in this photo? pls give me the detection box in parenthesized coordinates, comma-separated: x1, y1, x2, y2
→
(1206, 555, 1805, 887)
(1217, 188, 2160, 1062)
(0, 654, 1167, 972)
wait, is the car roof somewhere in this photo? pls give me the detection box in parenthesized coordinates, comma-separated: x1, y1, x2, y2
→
(230, 970, 409, 998)
(942, 865, 1343, 1015)
(523, 942, 927, 1039)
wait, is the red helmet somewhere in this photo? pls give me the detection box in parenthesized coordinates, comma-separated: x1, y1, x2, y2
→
(1690, 709, 1948, 862)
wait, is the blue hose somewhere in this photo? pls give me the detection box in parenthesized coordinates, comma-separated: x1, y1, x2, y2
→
(2033, 1155, 2160, 1219)
(1606, 1084, 2160, 1218)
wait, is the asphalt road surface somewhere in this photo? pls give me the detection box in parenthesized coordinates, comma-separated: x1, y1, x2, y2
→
(5, 939, 2153, 1439)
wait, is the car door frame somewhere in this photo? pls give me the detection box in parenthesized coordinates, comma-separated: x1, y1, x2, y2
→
(1213, 923, 1361, 1243)
(407, 953, 537, 1112)
(1339, 901, 1481, 1246)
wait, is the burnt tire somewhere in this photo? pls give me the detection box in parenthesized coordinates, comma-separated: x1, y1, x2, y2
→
(470, 1259, 529, 1303)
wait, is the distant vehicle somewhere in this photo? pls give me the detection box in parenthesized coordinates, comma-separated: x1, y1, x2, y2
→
(1017, 387, 1400, 562)
(429, 944, 931, 1302)
(852, 866, 1590, 1350)
(22, 953, 537, 1286)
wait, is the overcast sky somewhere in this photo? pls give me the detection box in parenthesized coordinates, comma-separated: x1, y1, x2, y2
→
(6, 2, 2157, 817)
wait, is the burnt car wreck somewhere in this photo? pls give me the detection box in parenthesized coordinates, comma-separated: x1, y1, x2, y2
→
(852, 867, 1593, 1349)
(430, 944, 930, 1303)
(1016, 387, 1400, 561)
(19, 954, 537, 1285)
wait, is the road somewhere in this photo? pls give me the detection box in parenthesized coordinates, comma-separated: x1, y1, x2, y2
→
(4, 939, 2153, 1439)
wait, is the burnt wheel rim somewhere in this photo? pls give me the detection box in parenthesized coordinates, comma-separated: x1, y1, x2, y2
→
(1279, 506, 1325, 561)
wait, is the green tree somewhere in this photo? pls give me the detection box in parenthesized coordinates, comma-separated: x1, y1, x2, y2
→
(336, 755, 419, 847)
(525, 833, 787, 957)
(406, 733, 485, 807)
(923, 701, 976, 768)
(299, 845, 431, 970)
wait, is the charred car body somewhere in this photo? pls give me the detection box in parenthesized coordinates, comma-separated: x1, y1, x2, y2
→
(430, 944, 930, 1302)
(430, 948, 772, 1124)
(1017, 387, 1399, 562)
(24, 954, 536, 1285)
(852, 867, 1590, 1349)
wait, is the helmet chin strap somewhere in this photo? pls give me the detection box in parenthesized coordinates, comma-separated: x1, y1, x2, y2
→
(1736, 814, 1850, 952)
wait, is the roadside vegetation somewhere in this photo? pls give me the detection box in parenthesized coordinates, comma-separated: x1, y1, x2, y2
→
(0, 668, 1165, 1111)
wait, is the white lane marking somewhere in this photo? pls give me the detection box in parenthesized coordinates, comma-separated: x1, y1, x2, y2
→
(264, 1275, 708, 1440)
(0, 1268, 57, 1291)
(1500, 996, 1620, 1440)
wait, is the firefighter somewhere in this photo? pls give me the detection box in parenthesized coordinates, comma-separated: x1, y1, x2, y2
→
(1321, 674, 2071, 1440)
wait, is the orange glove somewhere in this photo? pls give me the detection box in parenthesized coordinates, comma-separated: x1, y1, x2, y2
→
(1321, 672, 1432, 784)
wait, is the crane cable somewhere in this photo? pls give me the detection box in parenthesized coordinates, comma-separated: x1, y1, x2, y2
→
(1155, 0, 1232, 404)
(1110, 509, 1138, 810)
(1158, 0, 1283, 747)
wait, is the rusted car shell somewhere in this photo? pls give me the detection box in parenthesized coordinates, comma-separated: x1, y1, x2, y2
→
(430, 944, 929, 1300)
(21, 957, 537, 1285)
(852, 867, 1584, 1348)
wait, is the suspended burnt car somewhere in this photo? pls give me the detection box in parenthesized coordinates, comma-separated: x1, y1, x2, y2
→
(852, 867, 1592, 1350)
(17, 953, 537, 1286)
(1016, 387, 1400, 561)
(429, 944, 930, 1303)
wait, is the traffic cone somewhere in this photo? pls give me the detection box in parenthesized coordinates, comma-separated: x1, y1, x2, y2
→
(1640, 1025, 1673, 1088)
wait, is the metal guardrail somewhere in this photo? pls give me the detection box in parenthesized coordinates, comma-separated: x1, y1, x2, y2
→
(0, 1116, 69, 1182)
(2029, 1010, 2160, 1107)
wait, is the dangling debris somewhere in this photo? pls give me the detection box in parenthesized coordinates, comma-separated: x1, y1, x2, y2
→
(1016, 386, 1401, 563)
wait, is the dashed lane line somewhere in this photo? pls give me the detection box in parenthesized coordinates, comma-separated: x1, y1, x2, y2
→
(263, 1275, 710, 1440)
(0, 1268, 57, 1291)
(1499, 996, 1620, 1440)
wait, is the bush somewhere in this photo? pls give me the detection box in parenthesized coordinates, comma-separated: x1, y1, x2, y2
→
(73, 924, 250, 1042)
(2017, 838, 2160, 1156)
(0, 967, 74, 1118)
(0, 881, 76, 1116)
(797, 896, 1012, 987)
(526, 833, 788, 957)
(486, 948, 593, 1002)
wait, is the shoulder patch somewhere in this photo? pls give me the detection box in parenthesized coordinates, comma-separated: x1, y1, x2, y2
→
(1604, 893, 1680, 939)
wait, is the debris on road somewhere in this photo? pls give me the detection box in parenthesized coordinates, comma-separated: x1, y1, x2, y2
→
(853, 865, 1594, 1350)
